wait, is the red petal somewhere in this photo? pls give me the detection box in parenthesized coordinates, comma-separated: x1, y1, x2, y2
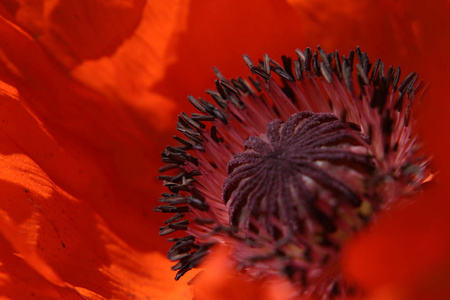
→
(343, 182, 450, 300)
(2, 0, 147, 67)
(73, 0, 306, 131)
(71, 0, 191, 131)
(0, 81, 195, 299)
(1, 0, 306, 133)
(152, 0, 305, 114)
(1, 1, 191, 132)
(287, 0, 448, 75)
(0, 14, 169, 253)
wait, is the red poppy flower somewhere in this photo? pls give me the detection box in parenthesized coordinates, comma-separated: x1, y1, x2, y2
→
(0, 0, 449, 299)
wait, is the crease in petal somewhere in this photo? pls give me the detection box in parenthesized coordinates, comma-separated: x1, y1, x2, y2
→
(3, 0, 147, 67)
(0, 141, 102, 298)
(0, 111, 194, 299)
(0, 233, 90, 299)
(97, 219, 197, 300)
(0, 80, 193, 298)
(0, 208, 63, 286)
(72, 0, 191, 132)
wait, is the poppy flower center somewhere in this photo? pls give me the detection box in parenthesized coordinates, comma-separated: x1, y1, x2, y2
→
(156, 47, 431, 298)
(224, 111, 375, 239)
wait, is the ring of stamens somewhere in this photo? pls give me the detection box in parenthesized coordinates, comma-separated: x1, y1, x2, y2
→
(156, 47, 431, 297)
